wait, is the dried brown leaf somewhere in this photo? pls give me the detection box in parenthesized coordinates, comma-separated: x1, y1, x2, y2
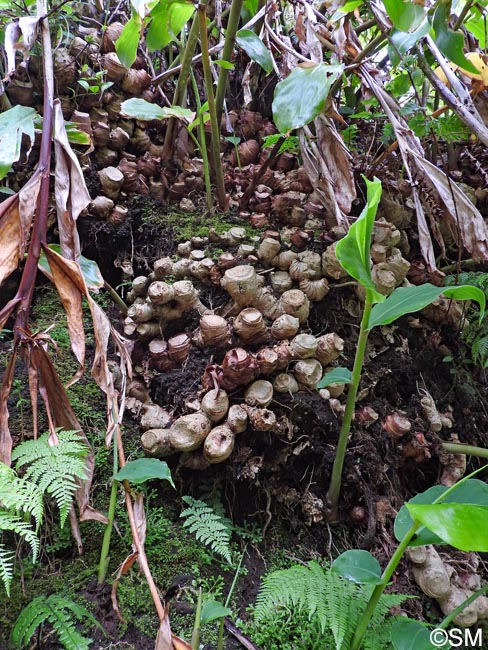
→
(0, 172, 40, 287)
(111, 551, 139, 621)
(53, 101, 91, 260)
(0, 350, 17, 465)
(133, 492, 147, 546)
(155, 615, 174, 650)
(4, 17, 39, 77)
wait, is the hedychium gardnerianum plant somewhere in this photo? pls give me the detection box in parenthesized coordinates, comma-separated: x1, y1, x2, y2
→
(331, 465, 488, 650)
(318, 177, 486, 523)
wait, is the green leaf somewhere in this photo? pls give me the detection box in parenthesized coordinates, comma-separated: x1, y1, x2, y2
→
(330, 0, 363, 23)
(406, 503, 488, 552)
(367, 284, 485, 330)
(121, 97, 194, 122)
(382, 0, 425, 32)
(394, 479, 488, 545)
(331, 550, 383, 585)
(0, 105, 37, 180)
(147, 1, 195, 50)
(64, 123, 91, 146)
(392, 619, 449, 650)
(433, 3, 479, 74)
(335, 176, 384, 302)
(114, 458, 175, 487)
(316, 367, 352, 389)
(200, 600, 232, 625)
(388, 19, 431, 66)
(465, 16, 486, 49)
(115, 15, 142, 68)
(214, 59, 235, 70)
(236, 29, 273, 74)
(38, 245, 105, 290)
(272, 63, 344, 134)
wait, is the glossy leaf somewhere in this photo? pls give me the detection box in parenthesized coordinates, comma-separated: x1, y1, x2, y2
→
(466, 16, 486, 49)
(332, 550, 383, 585)
(114, 458, 175, 487)
(335, 176, 385, 303)
(330, 0, 363, 23)
(121, 98, 194, 122)
(406, 503, 488, 552)
(236, 29, 273, 73)
(214, 60, 235, 70)
(115, 15, 142, 68)
(368, 284, 485, 330)
(394, 480, 488, 545)
(272, 63, 343, 134)
(433, 3, 478, 74)
(382, 0, 425, 32)
(38, 244, 105, 290)
(147, 1, 195, 50)
(389, 19, 431, 67)
(200, 600, 232, 625)
(391, 619, 449, 650)
(316, 367, 352, 389)
(0, 105, 37, 180)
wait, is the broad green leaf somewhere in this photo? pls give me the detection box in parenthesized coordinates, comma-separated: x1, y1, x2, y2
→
(236, 29, 273, 74)
(214, 59, 235, 70)
(38, 244, 105, 290)
(433, 3, 478, 74)
(332, 550, 383, 585)
(147, 1, 195, 50)
(316, 367, 352, 389)
(335, 176, 384, 302)
(465, 16, 487, 49)
(114, 458, 175, 487)
(330, 0, 363, 23)
(388, 19, 431, 67)
(367, 284, 485, 330)
(121, 98, 194, 122)
(0, 105, 37, 180)
(200, 600, 232, 625)
(382, 0, 425, 32)
(115, 15, 142, 68)
(272, 63, 343, 134)
(394, 480, 488, 545)
(65, 123, 91, 146)
(406, 503, 488, 551)
(391, 619, 449, 650)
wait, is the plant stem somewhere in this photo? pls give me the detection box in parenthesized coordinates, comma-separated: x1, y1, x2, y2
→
(350, 520, 421, 650)
(162, 6, 202, 158)
(326, 291, 373, 522)
(439, 583, 488, 629)
(103, 282, 128, 316)
(441, 442, 488, 459)
(214, 0, 244, 125)
(190, 70, 213, 211)
(191, 587, 203, 650)
(97, 435, 119, 584)
(198, 2, 228, 210)
(217, 551, 245, 650)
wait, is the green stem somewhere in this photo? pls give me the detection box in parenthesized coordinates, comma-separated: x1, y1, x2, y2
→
(441, 442, 488, 459)
(190, 70, 213, 211)
(162, 6, 203, 158)
(453, 0, 475, 30)
(350, 520, 421, 650)
(198, 2, 227, 210)
(214, 0, 244, 125)
(191, 587, 203, 650)
(351, 464, 488, 649)
(439, 583, 488, 629)
(326, 291, 373, 522)
(97, 437, 119, 584)
(103, 281, 128, 316)
(217, 551, 245, 650)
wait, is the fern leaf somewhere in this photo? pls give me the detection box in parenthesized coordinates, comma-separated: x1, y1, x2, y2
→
(12, 430, 89, 528)
(0, 545, 15, 597)
(11, 594, 97, 650)
(180, 496, 233, 564)
(0, 511, 40, 561)
(0, 463, 44, 530)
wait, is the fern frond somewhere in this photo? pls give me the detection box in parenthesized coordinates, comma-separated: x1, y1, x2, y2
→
(12, 430, 89, 528)
(180, 496, 233, 564)
(0, 511, 40, 562)
(0, 463, 44, 530)
(11, 594, 99, 650)
(255, 562, 410, 650)
(0, 544, 15, 597)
